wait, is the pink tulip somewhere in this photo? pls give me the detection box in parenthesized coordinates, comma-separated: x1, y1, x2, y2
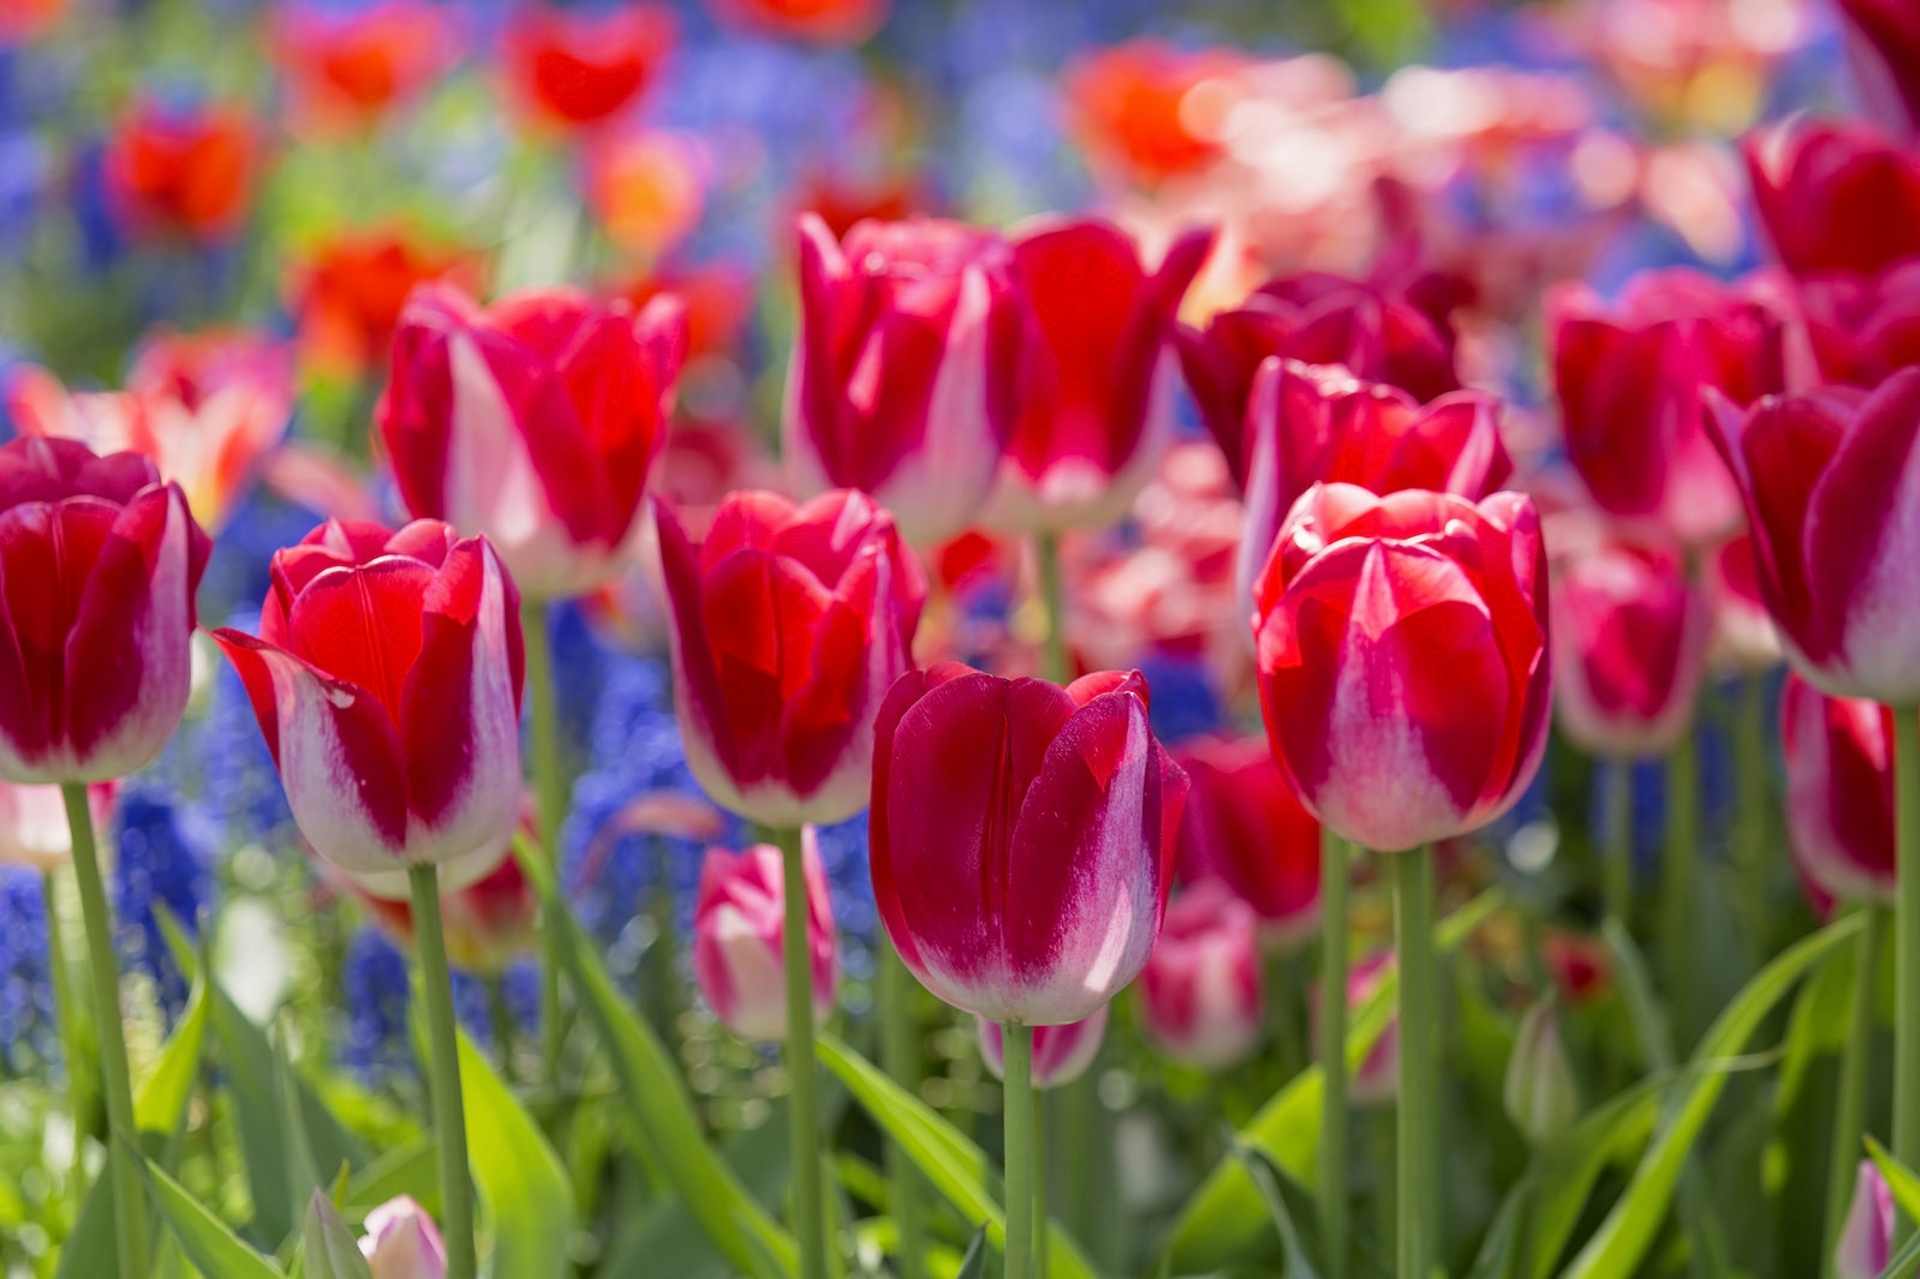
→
(1549, 270, 1784, 546)
(1745, 119, 1920, 279)
(1800, 259, 1920, 389)
(1836, 0, 1920, 138)
(360, 1196, 448, 1279)
(378, 281, 689, 600)
(976, 1004, 1108, 1090)
(1703, 532, 1781, 673)
(0, 437, 210, 783)
(1704, 367, 1920, 702)
(0, 781, 113, 870)
(979, 218, 1212, 533)
(1173, 734, 1320, 947)
(785, 214, 1025, 544)
(1252, 484, 1549, 853)
(691, 832, 837, 1042)
(1138, 882, 1263, 1070)
(655, 489, 925, 828)
(1235, 359, 1511, 628)
(1835, 1160, 1894, 1279)
(1780, 672, 1898, 908)
(1548, 532, 1710, 758)
(354, 849, 539, 974)
(871, 664, 1188, 1025)
(213, 519, 524, 895)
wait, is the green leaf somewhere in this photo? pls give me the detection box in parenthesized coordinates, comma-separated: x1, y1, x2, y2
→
(1522, 1075, 1664, 1278)
(1160, 889, 1503, 1274)
(1866, 1137, 1920, 1226)
(139, 1146, 288, 1279)
(955, 1226, 989, 1279)
(134, 963, 208, 1136)
(347, 1139, 440, 1219)
(1559, 913, 1863, 1279)
(817, 1030, 1098, 1279)
(1233, 1141, 1321, 1279)
(456, 1026, 575, 1279)
(1468, 1175, 1529, 1279)
(303, 1192, 374, 1279)
(513, 838, 796, 1279)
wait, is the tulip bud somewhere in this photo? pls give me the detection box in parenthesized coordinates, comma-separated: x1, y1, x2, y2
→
(1781, 673, 1898, 908)
(1704, 368, 1920, 704)
(871, 664, 1188, 1025)
(976, 1004, 1108, 1090)
(304, 1193, 373, 1279)
(213, 518, 524, 893)
(1138, 883, 1263, 1070)
(1837, 1160, 1895, 1279)
(378, 281, 689, 601)
(656, 488, 925, 828)
(785, 214, 1025, 546)
(692, 831, 837, 1042)
(979, 218, 1212, 533)
(1503, 999, 1579, 1144)
(0, 782, 112, 871)
(1173, 735, 1320, 947)
(0, 437, 211, 784)
(1252, 484, 1549, 854)
(360, 1196, 448, 1279)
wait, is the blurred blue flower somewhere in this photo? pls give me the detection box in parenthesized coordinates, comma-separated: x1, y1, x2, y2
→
(341, 926, 412, 1083)
(112, 788, 217, 1021)
(0, 868, 52, 1076)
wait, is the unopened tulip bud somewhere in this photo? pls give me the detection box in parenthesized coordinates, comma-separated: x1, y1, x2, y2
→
(1836, 1160, 1894, 1279)
(976, 1004, 1108, 1090)
(1503, 1000, 1579, 1144)
(692, 831, 837, 1042)
(360, 1196, 448, 1279)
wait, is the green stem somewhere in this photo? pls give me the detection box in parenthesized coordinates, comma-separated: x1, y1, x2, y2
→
(1033, 1085, 1048, 1279)
(877, 938, 927, 1279)
(522, 599, 568, 1084)
(1319, 829, 1351, 1279)
(1603, 759, 1633, 928)
(1661, 737, 1699, 1054)
(487, 975, 516, 1084)
(1732, 675, 1773, 948)
(1393, 846, 1437, 1279)
(1826, 906, 1887, 1279)
(42, 868, 83, 1195)
(776, 826, 828, 1279)
(64, 782, 147, 1278)
(1894, 707, 1920, 1246)
(1002, 1023, 1036, 1279)
(1058, 1069, 1094, 1245)
(409, 863, 477, 1279)
(1036, 533, 1068, 684)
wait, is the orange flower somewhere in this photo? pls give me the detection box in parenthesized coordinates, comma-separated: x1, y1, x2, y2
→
(1066, 40, 1244, 186)
(288, 226, 475, 376)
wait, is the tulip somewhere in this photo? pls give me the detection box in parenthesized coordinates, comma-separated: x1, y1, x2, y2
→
(1746, 119, 1920, 278)
(977, 218, 1212, 534)
(1835, 1160, 1895, 1279)
(0, 437, 211, 783)
(1550, 270, 1784, 547)
(212, 518, 525, 890)
(504, 3, 675, 129)
(361, 1196, 449, 1279)
(1064, 40, 1242, 186)
(1548, 534, 1711, 759)
(1235, 359, 1511, 627)
(1703, 368, 1920, 704)
(1781, 673, 1898, 908)
(271, 0, 449, 131)
(709, 0, 890, 45)
(1173, 734, 1320, 947)
(1836, 0, 1920, 137)
(870, 663, 1188, 1026)
(1176, 273, 1464, 487)
(355, 851, 540, 975)
(692, 833, 837, 1042)
(656, 488, 925, 828)
(785, 213, 1026, 545)
(1137, 882, 1263, 1070)
(1252, 483, 1549, 854)
(1704, 532, 1781, 673)
(1800, 259, 1920, 390)
(976, 1004, 1108, 1089)
(1503, 999, 1579, 1144)
(103, 100, 258, 243)
(289, 227, 472, 377)
(0, 781, 112, 871)
(378, 282, 689, 601)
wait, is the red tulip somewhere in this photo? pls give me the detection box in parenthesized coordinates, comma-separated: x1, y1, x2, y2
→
(1800, 259, 1920, 389)
(0, 781, 113, 870)
(504, 3, 675, 129)
(1173, 734, 1321, 947)
(1175, 273, 1464, 488)
(1235, 359, 1511, 629)
(1138, 881, 1263, 1070)
(271, 0, 450, 129)
(1548, 533, 1711, 759)
(213, 518, 525, 893)
(1703, 368, 1920, 702)
(976, 1004, 1107, 1089)
(1745, 120, 1920, 279)
(378, 282, 689, 600)
(1550, 270, 1784, 546)
(871, 664, 1188, 1024)
(979, 218, 1213, 533)
(707, 0, 889, 46)
(0, 438, 210, 783)
(103, 100, 258, 243)
(1064, 40, 1241, 186)
(785, 213, 1026, 544)
(356, 851, 539, 973)
(289, 227, 474, 377)
(657, 489, 925, 828)
(691, 832, 837, 1042)
(1836, 0, 1920, 138)
(1704, 530, 1782, 672)
(1781, 672, 1898, 908)
(1252, 484, 1549, 853)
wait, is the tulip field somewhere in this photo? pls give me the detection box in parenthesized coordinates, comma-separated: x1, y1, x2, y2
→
(7, 0, 1920, 1276)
